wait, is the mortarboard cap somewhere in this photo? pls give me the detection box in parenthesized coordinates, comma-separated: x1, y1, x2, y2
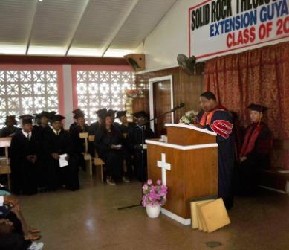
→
(116, 111, 127, 119)
(107, 109, 116, 117)
(133, 111, 149, 119)
(72, 109, 85, 119)
(51, 114, 65, 122)
(19, 115, 33, 125)
(95, 108, 107, 118)
(38, 111, 56, 119)
(247, 103, 268, 113)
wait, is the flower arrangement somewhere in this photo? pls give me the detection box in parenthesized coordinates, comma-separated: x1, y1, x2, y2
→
(142, 179, 168, 207)
(179, 110, 199, 125)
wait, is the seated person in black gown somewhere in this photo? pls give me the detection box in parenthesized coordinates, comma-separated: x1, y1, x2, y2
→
(95, 111, 124, 185)
(116, 111, 135, 181)
(69, 110, 90, 171)
(0, 115, 19, 138)
(237, 103, 273, 194)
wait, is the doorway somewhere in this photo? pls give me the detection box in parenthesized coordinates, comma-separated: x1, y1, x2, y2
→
(149, 75, 174, 137)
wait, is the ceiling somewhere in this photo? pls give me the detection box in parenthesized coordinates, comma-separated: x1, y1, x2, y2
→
(0, 0, 178, 57)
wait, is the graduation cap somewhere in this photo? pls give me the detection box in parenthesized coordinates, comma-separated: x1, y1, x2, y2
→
(72, 109, 85, 119)
(247, 103, 268, 113)
(107, 109, 117, 117)
(51, 114, 65, 122)
(19, 115, 33, 125)
(38, 111, 56, 119)
(5, 115, 17, 125)
(95, 108, 107, 118)
(116, 111, 127, 119)
(133, 111, 149, 120)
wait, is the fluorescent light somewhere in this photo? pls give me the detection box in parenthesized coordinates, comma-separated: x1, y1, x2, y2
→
(0, 44, 26, 55)
(103, 49, 134, 57)
(27, 46, 66, 56)
(68, 48, 103, 57)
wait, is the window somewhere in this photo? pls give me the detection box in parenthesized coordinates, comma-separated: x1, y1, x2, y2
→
(0, 69, 60, 127)
(76, 70, 135, 125)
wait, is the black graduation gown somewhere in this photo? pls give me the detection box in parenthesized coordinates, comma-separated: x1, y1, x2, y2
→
(69, 124, 90, 170)
(44, 130, 79, 191)
(128, 124, 155, 182)
(119, 122, 135, 179)
(95, 126, 124, 182)
(33, 125, 52, 190)
(204, 110, 235, 209)
(10, 130, 39, 195)
(0, 126, 19, 138)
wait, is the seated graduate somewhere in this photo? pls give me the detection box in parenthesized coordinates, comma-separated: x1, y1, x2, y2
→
(0, 115, 19, 138)
(237, 103, 273, 194)
(95, 111, 124, 185)
(69, 110, 90, 171)
(10, 115, 39, 195)
(127, 111, 154, 182)
(88, 108, 107, 157)
(116, 111, 135, 181)
(44, 115, 79, 191)
(89, 108, 107, 136)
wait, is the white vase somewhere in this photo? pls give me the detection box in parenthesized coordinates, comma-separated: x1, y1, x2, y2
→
(146, 204, 161, 218)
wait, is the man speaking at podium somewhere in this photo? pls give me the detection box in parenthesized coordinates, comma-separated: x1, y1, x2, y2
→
(197, 91, 235, 210)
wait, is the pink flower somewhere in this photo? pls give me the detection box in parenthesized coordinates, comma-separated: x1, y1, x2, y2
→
(142, 180, 168, 207)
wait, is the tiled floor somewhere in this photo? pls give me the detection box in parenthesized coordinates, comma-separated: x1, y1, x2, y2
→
(19, 174, 289, 250)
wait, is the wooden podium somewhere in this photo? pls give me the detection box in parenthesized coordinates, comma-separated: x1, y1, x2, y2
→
(146, 124, 218, 225)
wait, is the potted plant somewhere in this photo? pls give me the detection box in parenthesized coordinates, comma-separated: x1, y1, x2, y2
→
(142, 179, 168, 218)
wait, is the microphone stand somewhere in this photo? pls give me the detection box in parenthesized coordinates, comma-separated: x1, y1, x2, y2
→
(117, 104, 184, 211)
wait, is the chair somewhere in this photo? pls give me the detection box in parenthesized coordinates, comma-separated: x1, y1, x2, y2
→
(0, 137, 12, 190)
(88, 135, 105, 182)
(79, 132, 93, 176)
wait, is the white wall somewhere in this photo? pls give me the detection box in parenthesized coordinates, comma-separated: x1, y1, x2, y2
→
(135, 0, 200, 72)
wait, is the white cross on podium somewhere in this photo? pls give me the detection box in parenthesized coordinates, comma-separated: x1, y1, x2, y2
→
(157, 153, 171, 186)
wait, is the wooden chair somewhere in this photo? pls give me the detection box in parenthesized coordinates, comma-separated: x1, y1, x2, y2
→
(0, 137, 12, 190)
(88, 135, 105, 182)
(79, 132, 93, 176)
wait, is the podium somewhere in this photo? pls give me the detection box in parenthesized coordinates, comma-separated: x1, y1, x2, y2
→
(146, 124, 218, 225)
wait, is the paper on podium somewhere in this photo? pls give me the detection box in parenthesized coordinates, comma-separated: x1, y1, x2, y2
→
(59, 154, 68, 167)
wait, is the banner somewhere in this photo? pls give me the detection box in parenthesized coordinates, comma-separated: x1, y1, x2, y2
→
(189, 0, 289, 59)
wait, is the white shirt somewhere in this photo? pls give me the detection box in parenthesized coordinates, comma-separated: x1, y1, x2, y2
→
(53, 129, 61, 135)
(22, 130, 32, 139)
(0, 196, 4, 206)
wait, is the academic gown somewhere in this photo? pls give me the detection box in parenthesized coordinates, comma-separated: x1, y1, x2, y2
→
(236, 122, 273, 194)
(69, 124, 90, 170)
(88, 121, 101, 157)
(199, 109, 235, 209)
(95, 126, 124, 182)
(0, 126, 19, 138)
(128, 124, 155, 182)
(33, 125, 52, 190)
(10, 130, 39, 195)
(119, 122, 135, 179)
(44, 130, 79, 191)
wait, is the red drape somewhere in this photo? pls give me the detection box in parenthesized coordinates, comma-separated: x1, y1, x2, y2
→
(204, 42, 289, 139)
